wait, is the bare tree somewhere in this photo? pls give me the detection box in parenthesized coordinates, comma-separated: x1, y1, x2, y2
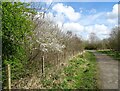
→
(108, 26, 120, 51)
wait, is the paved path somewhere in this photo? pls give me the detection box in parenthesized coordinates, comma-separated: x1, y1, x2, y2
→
(92, 51, 118, 89)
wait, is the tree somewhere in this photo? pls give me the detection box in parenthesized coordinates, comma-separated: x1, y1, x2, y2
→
(85, 32, 100, 50)
(108, 26, 120, 51)
(2, 2, 84, 88)
(2, 2, 35, 86)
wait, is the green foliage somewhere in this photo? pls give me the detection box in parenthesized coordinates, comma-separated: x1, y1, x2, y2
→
(98, 50, 120, 61)
(2, 2, 34, 60)
(2, 2, 35, 87)
(60, 52, 98, 89)
(109, 27, 120, 51)
(40, 52, 98, 89)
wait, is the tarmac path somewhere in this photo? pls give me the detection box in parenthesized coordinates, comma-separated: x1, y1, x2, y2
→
(92, 51, 119, 89)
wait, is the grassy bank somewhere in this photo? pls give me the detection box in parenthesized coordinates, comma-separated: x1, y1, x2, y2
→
(98, 50, 120, 61)
(41, 51, 98, 89)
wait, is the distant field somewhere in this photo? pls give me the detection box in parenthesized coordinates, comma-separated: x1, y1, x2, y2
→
(98, 50, 120, 61)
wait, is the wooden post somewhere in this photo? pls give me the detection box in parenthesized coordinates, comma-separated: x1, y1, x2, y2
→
(73, 50, 74, 56)
(42, 55, 45, 76)
(57, 53, 59, 68)
(64, 51, 66, 60)
(7, 64, 11, 90)
(57, 53, 58, 65)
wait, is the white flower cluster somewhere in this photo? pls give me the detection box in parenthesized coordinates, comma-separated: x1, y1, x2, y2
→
(28, 18, 66, 53)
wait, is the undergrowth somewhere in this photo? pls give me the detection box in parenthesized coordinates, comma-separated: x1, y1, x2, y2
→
(98, 50, 120, 61)
(41, 52, 98, 89)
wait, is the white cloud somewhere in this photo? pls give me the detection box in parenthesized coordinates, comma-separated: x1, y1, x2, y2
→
(112, 4, 119, 14)
(94, 24, 109, 35)
(106, 4, 120, 19)
(80, 12, 104, 25)
(79, 8, 83, 13)
(45, 3, 118, 40)
(107, 18, 118, 24)
(62, 23, 110, 40)
(106, 4, 119, 25)
(46, 11, 110, 39)
(89, 9, 96, 14)
(46, 12, 64, 28)
(47, 12, 65, 23)
(85, 8, 97, 14)
(85, 24, 109, 34)
(63, 22, 84, 33)
(89, 13, 103, 20)
(80, 4, 119, 25)
(52, 3, 81, 21)
(84, 24, 110, 39)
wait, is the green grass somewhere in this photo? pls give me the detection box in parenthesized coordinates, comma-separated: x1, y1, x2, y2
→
(41, 52, 98, 89)
(59, 52, 98, 89)
(98, 50, 120, 61)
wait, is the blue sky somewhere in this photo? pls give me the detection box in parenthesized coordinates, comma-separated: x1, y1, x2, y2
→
(28, 1, 119, 40)
(64, 2, 116, 12)
(44, 2, 119, 40)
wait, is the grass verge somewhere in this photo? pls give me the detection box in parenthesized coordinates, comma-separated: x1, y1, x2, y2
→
(98, 50, 120, 61)
(41, 51, 98, 89)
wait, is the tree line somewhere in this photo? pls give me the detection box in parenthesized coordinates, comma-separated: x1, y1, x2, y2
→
(2, 2, 83, 88)
(85, 26, 120, 51)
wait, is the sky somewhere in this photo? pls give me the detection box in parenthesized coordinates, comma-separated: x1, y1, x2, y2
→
(27, 1, 119, 40)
